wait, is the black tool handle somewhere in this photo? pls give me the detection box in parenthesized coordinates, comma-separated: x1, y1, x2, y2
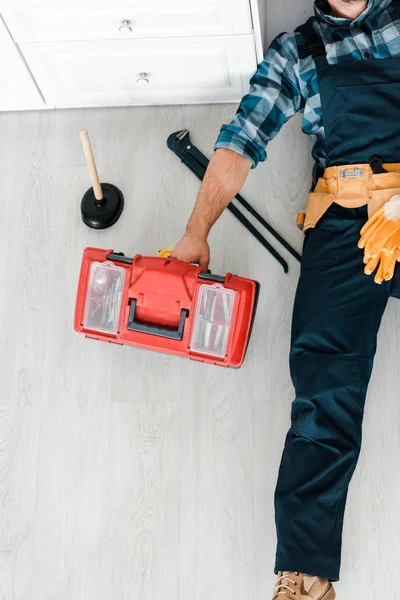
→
(167, 131, 289, 272)
(234, 193, 301, 263)
(228, 204, 288, 273)
(167, 130, 299, 271)
(127, 299, 188, 341)
(183, 135, 301, 263)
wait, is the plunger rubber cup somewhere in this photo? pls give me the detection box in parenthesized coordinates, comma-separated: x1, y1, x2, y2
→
(81, 183, 124, 229)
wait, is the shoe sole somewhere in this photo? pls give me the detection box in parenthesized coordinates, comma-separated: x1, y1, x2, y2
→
(320, 585, 336, 600)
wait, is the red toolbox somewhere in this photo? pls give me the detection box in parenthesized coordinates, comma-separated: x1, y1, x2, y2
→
(74, 248, 260, 367)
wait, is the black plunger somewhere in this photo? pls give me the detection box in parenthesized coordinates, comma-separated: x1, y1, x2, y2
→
(80, 129, 124, 229)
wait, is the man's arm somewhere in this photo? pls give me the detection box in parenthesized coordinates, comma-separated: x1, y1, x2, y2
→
(171, 32, 303, 267)
(170, 148, 251, 268)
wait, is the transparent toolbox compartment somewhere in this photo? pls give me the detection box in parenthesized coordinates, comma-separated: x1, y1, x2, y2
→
(190, 284, 236, 358)
(83, 261, 125, 335)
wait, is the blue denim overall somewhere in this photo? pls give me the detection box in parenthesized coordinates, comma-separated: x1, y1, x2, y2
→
(274, 8, 400, 581)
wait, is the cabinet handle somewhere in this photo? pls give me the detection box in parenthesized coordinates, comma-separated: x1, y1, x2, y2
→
(137, 73, 150, 85)
(119, 20, 132, 32)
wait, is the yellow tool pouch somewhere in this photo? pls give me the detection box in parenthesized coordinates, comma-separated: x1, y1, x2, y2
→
(297, 164, 400, 233)
(297, 192, 335, 232)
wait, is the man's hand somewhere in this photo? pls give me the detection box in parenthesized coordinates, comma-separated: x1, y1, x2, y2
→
(170, 149, 251, 268)
(170, 232, 210, 269)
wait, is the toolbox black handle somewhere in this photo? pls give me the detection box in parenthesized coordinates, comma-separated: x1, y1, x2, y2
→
(107, 252, 133, 265)
(198, 271, 225, 283)
(127, 299, 188, 341)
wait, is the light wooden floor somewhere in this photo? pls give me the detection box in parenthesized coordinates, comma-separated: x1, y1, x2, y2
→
(1, 101, 399, 600)
(1, 5, 400, 595)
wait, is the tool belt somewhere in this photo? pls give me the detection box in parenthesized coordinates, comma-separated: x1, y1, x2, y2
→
(297, 162, 400, 232)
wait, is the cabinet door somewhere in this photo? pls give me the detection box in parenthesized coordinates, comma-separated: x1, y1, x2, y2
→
(20, 36, 257, 108)
(0, 16, 43, 111)
(1, 0, 253, 42)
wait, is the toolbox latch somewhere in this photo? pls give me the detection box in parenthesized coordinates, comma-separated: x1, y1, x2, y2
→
(198, 271, 225, 284)
(106, 252, 133, 265)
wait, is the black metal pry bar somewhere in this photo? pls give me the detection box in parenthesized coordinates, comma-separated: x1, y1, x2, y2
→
(167, 129, 301, 274)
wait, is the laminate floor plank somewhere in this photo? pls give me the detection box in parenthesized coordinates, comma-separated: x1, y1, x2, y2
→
(0, 112, 55, 406)
(101, 402, 181, 600)
(0, 405, 40, 599)
(0, 92, 399, 600)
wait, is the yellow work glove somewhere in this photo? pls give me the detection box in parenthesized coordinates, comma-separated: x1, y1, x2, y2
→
(359, 195, 400, 284)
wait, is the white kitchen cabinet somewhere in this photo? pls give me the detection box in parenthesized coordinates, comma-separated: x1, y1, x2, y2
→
(21, 35, 257, 108)
(0, 0, 265, 111)
(0, 0, 254, 42)
(0, 15, 43, 111)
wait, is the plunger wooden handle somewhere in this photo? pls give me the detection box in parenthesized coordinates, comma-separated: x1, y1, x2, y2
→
(80, 129, 103, 201)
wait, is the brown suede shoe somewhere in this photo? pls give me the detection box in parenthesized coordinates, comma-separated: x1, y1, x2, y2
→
(272, 572, 336, 600)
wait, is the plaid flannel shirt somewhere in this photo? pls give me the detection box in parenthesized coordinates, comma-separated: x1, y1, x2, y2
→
(215, 0, 400, 169)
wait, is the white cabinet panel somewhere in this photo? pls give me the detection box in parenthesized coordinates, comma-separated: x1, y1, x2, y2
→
(20, 36, 257, 108)
(0, 16, 43, 111)
(1, 0, 253, 43)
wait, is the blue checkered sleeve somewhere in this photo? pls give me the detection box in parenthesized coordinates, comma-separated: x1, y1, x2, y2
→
(214, 33, 304, 169)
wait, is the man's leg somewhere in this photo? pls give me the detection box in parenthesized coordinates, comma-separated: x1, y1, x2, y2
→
(274, 205, 391, 581)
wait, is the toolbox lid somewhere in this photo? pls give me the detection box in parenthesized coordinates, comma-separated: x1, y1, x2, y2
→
(190, 284, 236, 359)
(83, 261, 125, 335)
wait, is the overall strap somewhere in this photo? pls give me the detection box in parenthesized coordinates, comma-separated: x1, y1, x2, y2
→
(391, 0, 400, 18)
(296, 18, 328, 68)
